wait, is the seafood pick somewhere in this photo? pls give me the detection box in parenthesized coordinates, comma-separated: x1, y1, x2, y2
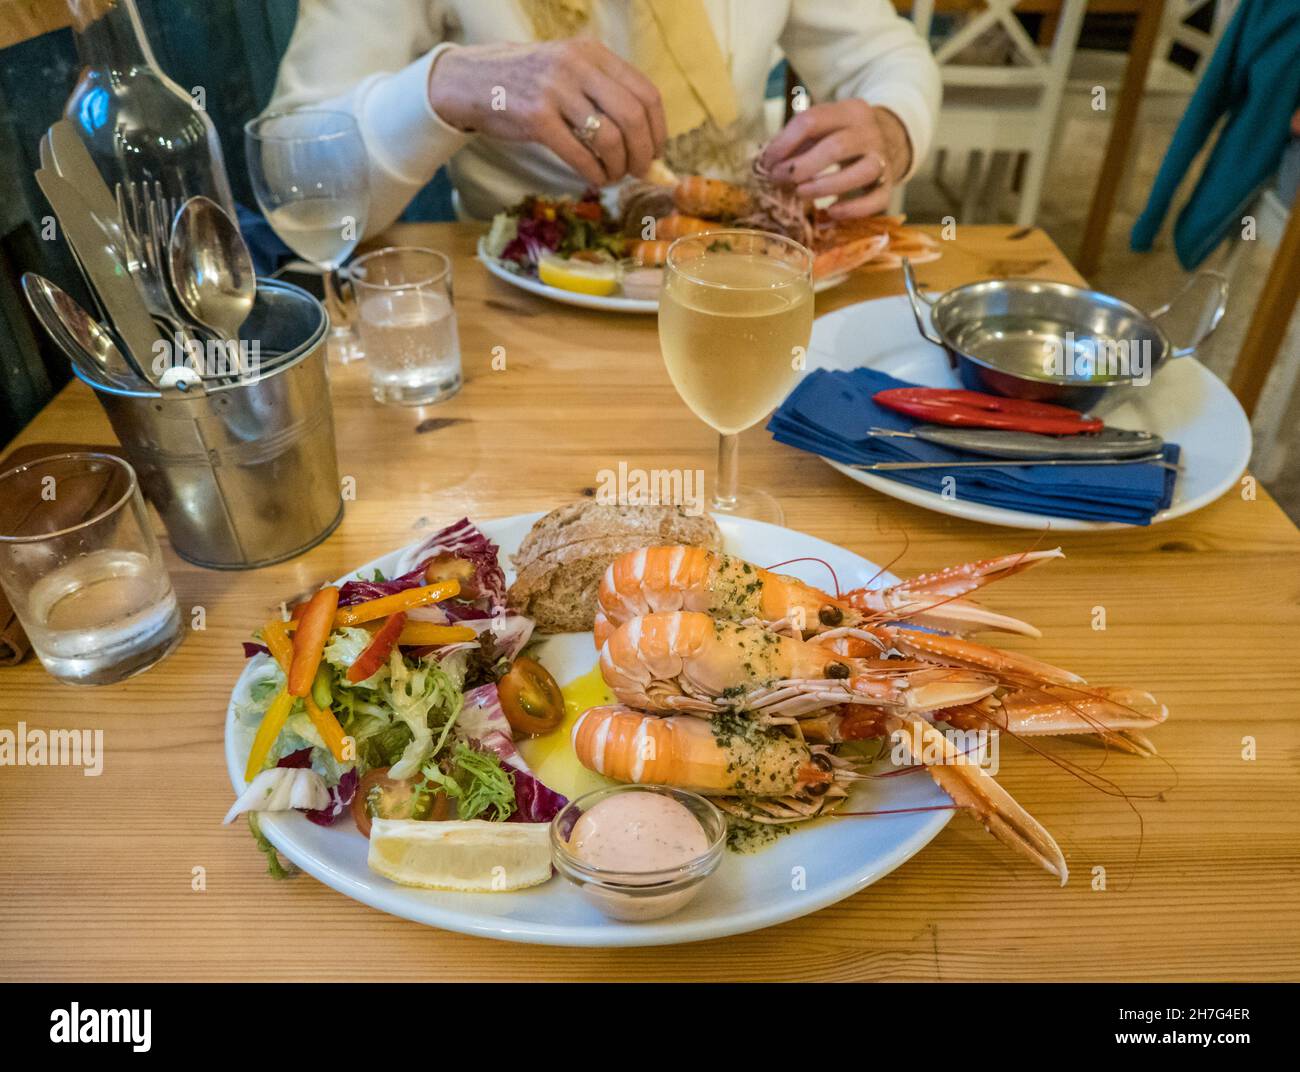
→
(576, 545, 1170, 884)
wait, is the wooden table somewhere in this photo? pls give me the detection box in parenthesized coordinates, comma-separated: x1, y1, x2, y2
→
(2, 223, 1298, 981)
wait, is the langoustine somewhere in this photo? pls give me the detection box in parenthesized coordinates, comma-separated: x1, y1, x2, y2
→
(575, 546, 1171, 884)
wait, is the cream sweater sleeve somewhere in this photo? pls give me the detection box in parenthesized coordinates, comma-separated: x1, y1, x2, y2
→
(779, 0, 941, 181)
(266, 0, 469, 235)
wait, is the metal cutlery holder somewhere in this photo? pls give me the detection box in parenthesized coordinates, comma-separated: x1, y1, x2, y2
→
(74, 279, 343, 569)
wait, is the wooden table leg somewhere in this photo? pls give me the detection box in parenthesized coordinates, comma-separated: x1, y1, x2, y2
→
(1229, 203, 1300, 419)
(1077, 0, 1167, 278)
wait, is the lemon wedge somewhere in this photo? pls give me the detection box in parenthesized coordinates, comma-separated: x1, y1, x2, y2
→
(367, 819, 553, 892)
(538, 254, 619, 296)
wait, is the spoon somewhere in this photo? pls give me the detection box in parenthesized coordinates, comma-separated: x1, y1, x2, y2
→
(21, 272, 145, 389)
(167, 196, 255, 369)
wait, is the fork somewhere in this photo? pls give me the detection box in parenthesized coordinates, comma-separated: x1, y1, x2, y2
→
(116, 180, 207, 370)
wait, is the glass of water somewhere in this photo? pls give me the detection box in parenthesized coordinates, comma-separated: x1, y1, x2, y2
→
(349, 246, 462, 405)
(0, 453, 181, 686)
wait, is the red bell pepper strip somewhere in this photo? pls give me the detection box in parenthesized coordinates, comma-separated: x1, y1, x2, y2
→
(288, 586, 339, 697)
(347, 611, 407, 683)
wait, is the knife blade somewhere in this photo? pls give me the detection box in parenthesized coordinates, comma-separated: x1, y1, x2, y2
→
(47, 120, 125, 237)
(36, 169, 162, 378)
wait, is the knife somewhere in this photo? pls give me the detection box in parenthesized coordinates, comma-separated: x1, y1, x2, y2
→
(36, 169, 163, 379)
(47, 120, 125, 239)
(867, 425, 1164, 460)
(852, 454, 1180, 472)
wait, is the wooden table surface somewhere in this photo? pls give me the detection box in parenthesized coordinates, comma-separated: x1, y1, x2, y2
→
(3, 223, 1298, 982)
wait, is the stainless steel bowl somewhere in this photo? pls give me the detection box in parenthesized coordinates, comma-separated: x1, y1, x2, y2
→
(903, 261, 1228, 410)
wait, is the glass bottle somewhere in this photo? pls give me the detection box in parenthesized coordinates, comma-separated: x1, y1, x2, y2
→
(62, 0, 236, 216)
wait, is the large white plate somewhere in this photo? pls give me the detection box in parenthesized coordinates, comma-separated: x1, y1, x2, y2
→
(806, 294, 1252, 531)
(224, 513, 955, 947)
(477, 237, 846, 314)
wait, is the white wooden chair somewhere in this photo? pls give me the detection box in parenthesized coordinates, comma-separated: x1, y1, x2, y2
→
(1063, 1, 1236, 211)
(901, 0, 1088, 227)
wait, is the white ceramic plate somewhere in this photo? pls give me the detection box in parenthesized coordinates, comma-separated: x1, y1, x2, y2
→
(224, 513, 955, 946)
(477, 237, 846, 314)
(806, 294, 1252, 531)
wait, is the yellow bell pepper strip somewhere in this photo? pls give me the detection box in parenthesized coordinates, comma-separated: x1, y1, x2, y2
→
(262, 618, 294, 673)
(243, 687, 295, 783)
(394, 621, 476, 647)
(332, 580, 460, 628)
(304, 694, 349, 763)
(288, 586, 340, 696)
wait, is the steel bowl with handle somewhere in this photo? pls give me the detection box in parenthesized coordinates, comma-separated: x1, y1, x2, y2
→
(902, 260, 1228, 411)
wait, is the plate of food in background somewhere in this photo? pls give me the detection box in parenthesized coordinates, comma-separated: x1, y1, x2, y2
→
(224, 503, 1167, 946)
(477, 168, 940, 312)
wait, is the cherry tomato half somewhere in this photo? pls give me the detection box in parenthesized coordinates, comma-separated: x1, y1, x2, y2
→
(498, 656, 564, 736)
(350, 767, 449, 839)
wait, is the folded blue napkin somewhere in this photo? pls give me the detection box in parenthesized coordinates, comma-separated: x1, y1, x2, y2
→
(768, 368, 1179, 525)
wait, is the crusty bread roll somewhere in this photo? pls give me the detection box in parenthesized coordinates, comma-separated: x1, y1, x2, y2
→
(507, 502, 721, 633)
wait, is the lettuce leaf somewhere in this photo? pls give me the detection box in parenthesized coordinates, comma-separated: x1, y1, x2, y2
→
(385, 650, 464, 778)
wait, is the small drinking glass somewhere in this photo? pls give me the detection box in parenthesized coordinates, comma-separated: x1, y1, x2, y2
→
(245, 110, 371, 362)
(349, 245, 462, 405)
(659, 229, 814, 525)
(0, 453, 181, 686)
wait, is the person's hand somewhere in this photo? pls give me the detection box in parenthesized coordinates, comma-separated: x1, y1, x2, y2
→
(760, 100, 913, 220)
(427, 40, 667, 186)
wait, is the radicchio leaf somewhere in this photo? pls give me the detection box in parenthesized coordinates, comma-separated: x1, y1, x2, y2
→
(336, 562, 430, 608)
(457, 684, 567, 822)
(392, 518, 508, 614)
(305, 767, 358, 827)
(457, 684, 519, 765)
(507, 767, 568, 824)
(275, 749, 357, 825)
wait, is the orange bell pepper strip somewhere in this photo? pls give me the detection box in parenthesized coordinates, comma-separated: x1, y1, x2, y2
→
(348, 612, 407, 683)
(394, 621, 476, 647)
(288, 586, 339, 696)
(243, 687, 295, 782)
(332, 580, 460, 628)
(304, 694, 349, 762)
(279, 615, 474, 648)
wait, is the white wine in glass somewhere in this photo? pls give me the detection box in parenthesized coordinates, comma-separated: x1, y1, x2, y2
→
(245, 110, 370, 362)
(659, 229, 814, 523)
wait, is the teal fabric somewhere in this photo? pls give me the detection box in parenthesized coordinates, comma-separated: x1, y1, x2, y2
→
(1131, 0, 1300, 269)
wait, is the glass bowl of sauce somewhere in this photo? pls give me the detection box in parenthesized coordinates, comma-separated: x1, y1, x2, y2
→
(550, 785, 727, 922)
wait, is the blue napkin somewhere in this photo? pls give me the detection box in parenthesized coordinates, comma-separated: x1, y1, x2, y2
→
(768, 368, 1179, 525)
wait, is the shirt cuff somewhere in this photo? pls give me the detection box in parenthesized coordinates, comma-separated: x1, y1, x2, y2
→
(861, 86, 934, 185)
(359, 42, 470, 187)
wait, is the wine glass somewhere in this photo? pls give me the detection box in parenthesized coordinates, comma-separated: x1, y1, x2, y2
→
(658, 229, 814, 525)
(245, 110, 370, 361)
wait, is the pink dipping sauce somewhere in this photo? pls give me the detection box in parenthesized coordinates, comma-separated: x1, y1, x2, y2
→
(567, 791, 709, 873)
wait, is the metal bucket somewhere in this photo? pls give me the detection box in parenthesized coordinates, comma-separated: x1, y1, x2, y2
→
(75, 279, 343, 569)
